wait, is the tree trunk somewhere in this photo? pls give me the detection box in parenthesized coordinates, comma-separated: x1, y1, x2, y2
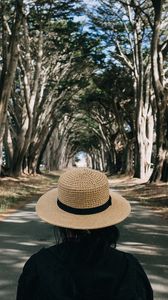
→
(0, 1, 23, 174)
(36, 125, 56, 173)
(161, 154, 168, 182)
(41, 125, 68, 171)
(115, 4, 154, 180)
(134, 13, 154, 180)
(11, 29, 43, 176)
(149, 0, 168, 182)
(3, 120, 13, 174)
(136, 103, 154, 180)
(106, 151, 115, 175)
(125, 141, 134, 176)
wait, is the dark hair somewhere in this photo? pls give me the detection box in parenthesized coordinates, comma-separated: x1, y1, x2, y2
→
(54, 226, 120, 264)
(54, 225, 120, 249)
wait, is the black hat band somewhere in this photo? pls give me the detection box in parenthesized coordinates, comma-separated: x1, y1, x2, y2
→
(57, 196, 112, 215)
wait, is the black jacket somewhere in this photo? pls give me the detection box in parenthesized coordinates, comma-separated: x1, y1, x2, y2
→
(16, 242, 153, 300)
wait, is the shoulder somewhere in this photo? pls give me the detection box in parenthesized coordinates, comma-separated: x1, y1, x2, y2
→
(23, 244, 60, 269)
(109, 248, 153, 298)
(115, 248, 153, 296)
(108, 248, 148, 279)
(110, 247, 141, 265)
(28, 244, 60, 261)
(108, 247, 136, 263)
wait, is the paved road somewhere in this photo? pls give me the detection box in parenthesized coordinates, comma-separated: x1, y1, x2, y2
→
(0, 192, 167, 300)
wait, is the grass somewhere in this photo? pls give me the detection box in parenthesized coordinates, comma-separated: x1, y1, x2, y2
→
(0, 171, 61, 219)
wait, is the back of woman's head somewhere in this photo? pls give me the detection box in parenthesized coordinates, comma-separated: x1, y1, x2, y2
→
(55, 225, 120, 249)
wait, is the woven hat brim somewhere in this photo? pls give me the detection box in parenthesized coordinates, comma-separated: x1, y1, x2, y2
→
(36, 188, 131, 229)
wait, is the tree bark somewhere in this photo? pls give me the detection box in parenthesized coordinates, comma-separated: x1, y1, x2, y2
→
(115, 3, 154, 179)
(11, 29, 43, 176)
(0, 1, 23, 174)
(149, 0, 168, 182)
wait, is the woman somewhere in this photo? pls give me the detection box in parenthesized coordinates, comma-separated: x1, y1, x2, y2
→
(16, 168, 153, 300)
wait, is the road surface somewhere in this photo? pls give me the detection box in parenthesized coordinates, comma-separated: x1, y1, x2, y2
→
(0, 191, 167, 300)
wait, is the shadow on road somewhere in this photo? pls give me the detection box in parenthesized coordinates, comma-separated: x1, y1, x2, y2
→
(0, 203, 54, 300)
(118, 201, 168, 300)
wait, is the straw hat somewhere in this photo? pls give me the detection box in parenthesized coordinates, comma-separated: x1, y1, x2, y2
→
(36, 168, 131, 229)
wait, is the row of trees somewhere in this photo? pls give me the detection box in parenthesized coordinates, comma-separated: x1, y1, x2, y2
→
(0, 0, 98, 175)
(84, 0, 168, 181)
(0, 0, 168, 182)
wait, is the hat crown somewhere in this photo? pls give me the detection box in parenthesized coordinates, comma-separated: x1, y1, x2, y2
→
(58, 168, 109, 209)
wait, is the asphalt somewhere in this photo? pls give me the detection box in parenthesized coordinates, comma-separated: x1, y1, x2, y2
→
(0, 191, 167, 300)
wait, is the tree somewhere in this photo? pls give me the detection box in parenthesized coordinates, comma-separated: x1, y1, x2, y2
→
(0, 0, 24, 174)
(3, 0, 98, 176)
(78, 63, 135, 175)
(149, 0, 168, 182)
(86, 0, 155, 179)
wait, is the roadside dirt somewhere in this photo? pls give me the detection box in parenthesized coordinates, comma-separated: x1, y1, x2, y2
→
(108, 175, 168, 219)
(0, 172, 61, 221)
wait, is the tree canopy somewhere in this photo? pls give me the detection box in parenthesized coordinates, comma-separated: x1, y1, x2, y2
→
(0, 0, 168, 182)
